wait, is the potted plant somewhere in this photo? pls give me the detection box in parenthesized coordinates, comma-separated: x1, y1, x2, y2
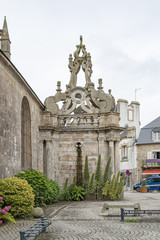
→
(140, 180, 148, 193)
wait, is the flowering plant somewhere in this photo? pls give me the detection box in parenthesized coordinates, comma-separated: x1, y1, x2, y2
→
(0, 196, 16, 224)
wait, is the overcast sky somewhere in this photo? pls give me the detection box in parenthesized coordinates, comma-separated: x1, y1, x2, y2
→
(1, 0, 160, 127)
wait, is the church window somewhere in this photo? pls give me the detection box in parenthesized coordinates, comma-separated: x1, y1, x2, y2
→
(21, 97, 32, 170)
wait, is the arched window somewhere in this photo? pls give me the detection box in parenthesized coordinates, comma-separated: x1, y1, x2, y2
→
(21, 97, 32, 169)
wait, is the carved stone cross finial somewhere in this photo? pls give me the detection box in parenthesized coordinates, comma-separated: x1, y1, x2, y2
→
(80, 35, 83, 46)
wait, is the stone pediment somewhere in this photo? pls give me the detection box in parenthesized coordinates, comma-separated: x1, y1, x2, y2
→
(44, 36, 115, 115)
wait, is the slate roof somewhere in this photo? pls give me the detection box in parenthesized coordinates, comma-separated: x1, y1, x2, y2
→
(136, 116, 160, 145)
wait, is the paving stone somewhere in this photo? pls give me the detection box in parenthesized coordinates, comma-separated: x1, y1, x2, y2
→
(1, 192, 160, 240)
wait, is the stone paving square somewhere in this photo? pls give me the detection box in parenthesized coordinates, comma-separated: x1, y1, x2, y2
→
(1, 192, 160, 240)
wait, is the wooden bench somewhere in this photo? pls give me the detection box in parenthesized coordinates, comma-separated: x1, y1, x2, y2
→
(20, 216, 51, 240)
(100, 203, 141, 216)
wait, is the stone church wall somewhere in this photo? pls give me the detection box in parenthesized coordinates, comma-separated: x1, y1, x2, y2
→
(0, 52, 44, 178)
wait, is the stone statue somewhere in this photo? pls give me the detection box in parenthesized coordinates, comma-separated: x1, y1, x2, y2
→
(68, 54, 80, 88)
(82, 53, 93, 88)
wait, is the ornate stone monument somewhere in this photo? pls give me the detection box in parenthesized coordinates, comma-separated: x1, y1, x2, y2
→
(39, 37, 122, 186)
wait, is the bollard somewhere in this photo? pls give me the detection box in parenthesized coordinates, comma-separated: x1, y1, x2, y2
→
(121, 208, 124, 222)
(20, 230, 25, 240)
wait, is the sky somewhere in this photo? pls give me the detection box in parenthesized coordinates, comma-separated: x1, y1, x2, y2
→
(1, 0, 160, 127)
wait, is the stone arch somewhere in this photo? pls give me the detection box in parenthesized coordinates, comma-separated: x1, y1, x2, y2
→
(21, 96, 32, 170)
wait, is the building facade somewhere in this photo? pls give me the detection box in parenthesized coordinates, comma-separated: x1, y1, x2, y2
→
(117, 99, 140, 189)
(136, 116, 160, 182)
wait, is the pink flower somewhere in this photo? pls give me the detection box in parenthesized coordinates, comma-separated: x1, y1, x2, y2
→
(0, 221, 2, 224)
(8, 206, 11, 209)
(4, 207, 9, 211)
(0, 197, 3, 200)
(40, 197, 44, 199)
(1, 210, 6, 215)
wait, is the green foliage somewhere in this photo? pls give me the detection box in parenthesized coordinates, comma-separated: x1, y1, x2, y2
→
(83, 155, 90, 189)
(113, 171, 120, 192)
(16, 169, 59, 206)
(103, 156, 111, 184)
(63, 178, 68, 190)
(102, 180, 109, 195)
(58, 183, 85, 201)
(69, 185, 85, 201)
(0, 212, 16, 224)
(72, 176, 76, 186)
(109, 174, 116, 200)
(0, 177, 34, 218)
(109, 174, 115, 193)
(102, 171, 125, 200)
(88, 173, 95, 194)
(95, 154, 101, 185)
(141, 179, 147, 188)
(117, 173, 125, 197)
(125, 218, 138, 222)
(44, 179, 60, 204)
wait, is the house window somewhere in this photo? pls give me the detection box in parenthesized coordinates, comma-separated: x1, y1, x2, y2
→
(21, 97, 32, 170)
(122, 146, 128, 161)
(153, 151, 160, 159)
(128, 110, 133, 121)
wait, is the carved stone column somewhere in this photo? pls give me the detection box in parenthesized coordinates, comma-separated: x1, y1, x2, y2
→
(109, 140, 115, 176)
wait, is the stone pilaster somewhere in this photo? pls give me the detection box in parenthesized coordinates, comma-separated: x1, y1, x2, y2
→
(109, 140, 115, 176)
(115, 141, 120, 174)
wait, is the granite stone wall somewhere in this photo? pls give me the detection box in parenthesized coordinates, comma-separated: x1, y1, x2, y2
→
(0, 53, 43, 178)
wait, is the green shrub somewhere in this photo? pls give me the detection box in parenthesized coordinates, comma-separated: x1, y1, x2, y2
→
(16, 169, 59, 206)
(0, 177, 34, 218)
(102, 171, 125, 200)
(16, 169, 46, 206)
(58, 183, 85, 201)
(44, 179, 60, 204)
(69, 185, 85, 201)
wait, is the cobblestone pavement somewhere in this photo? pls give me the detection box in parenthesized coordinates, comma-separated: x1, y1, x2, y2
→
(1, 192, 160, 240)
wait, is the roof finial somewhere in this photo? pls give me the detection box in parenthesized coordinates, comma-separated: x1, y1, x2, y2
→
(0, 16, 11, 59)
(80, 35, 83, 46)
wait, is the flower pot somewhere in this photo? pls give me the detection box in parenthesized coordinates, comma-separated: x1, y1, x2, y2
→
(140, 187, 147, 193)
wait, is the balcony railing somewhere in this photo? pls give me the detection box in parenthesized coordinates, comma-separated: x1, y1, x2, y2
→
(146, 159, 160, 163)
(142, 159, 160, 167)
(59, 115, 99, 128)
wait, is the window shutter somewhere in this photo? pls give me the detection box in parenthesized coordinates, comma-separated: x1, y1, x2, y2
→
(147, 152, 152, 159)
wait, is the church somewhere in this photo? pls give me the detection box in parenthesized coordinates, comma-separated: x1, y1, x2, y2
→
(0, 17, 139, 186)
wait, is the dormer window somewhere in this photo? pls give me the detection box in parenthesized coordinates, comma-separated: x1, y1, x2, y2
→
(152, 128, 160, 142)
